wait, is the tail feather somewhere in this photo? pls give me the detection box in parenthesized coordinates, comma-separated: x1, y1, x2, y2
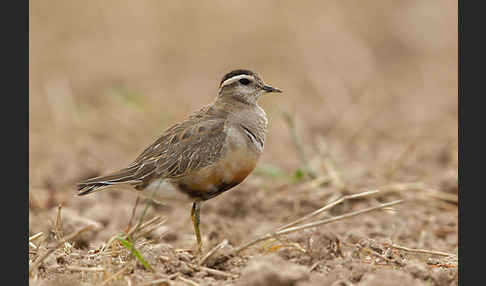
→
(77, 165, 147, 196)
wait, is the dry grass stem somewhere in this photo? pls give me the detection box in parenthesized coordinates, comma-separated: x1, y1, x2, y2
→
(29, 232, 45, 249)
(388, 244, 457, 257)
(301, 176, 332, 190)
(66, 266, 105, 272)
(96, 215, 164, 273)
(178, 275, 200, 286)
(315, 136, 346, 190)
(122, 218, 167, 247)
(385, 140, 419, 180)
(100, 264, 130, 286)
(198, 266, 238, 279)
(233, 199, 403, 255)
(199, 239, 228, 266)
(140, 273, 179, 286)
(54, 203, 63, 240)
(125, 197, 140, 232)
(278, 190, 380, 230)
(356, 245, 396, 263)
(138, 220, 167, 239)
(322, 157, 346, 190)
(29, 232, 44, 242)
(102, 236, 121, 255)
(264, 242, 306, 254)
(378, 182, 458, 204)
(140, 278, 170, 286)
(277, 200, 403, 236)
(125, 216, 165, 239)
(309, 260, 322, 272)
(421, 187, 458, 203)
(29, 225, 94, 274)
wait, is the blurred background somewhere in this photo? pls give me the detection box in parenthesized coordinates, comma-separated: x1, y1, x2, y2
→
(29, 1, 457, 284)
(29, 0, 457, 188)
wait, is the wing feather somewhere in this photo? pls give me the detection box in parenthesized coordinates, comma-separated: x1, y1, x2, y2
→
(77, 104, 229, 195)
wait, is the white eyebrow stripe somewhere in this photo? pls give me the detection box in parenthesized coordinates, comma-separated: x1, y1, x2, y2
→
(220, 74, 254, 88)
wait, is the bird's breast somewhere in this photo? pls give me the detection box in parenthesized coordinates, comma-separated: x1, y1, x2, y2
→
(171, 129, 260, 201)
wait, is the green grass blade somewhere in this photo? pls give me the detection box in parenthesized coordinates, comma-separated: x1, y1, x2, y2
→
(117, 236, 154, 272)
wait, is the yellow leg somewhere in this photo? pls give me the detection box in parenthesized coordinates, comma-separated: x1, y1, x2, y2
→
(191, 201, 202, 253)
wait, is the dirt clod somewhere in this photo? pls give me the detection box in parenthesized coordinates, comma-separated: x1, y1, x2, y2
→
(360, 269, 416, 286)
(236, 255, 309, 286)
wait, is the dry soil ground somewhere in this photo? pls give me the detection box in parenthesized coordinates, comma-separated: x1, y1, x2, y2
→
(29, 1, 458, 285)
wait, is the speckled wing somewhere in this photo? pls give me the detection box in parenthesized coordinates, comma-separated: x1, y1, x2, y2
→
(132, 118, 227, 180)
(77, 105, 228, 195)
(129, 105, 229, 181)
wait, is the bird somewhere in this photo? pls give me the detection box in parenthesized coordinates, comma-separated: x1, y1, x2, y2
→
(77, 69, 281, 253)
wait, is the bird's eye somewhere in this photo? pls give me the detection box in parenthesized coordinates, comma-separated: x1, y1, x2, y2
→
(239, 78, 251, 85)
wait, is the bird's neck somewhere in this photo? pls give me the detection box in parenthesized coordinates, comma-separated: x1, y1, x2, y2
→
(217, 89, 261, 105)
(213, 95, 268, 144)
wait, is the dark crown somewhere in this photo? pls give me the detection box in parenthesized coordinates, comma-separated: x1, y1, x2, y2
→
(220, 69, 257, 85)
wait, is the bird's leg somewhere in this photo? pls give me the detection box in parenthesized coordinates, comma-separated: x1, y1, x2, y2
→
(191, 201, 202, 253)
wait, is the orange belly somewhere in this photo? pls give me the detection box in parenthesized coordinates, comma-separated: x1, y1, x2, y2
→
(171, 147, 259, 200)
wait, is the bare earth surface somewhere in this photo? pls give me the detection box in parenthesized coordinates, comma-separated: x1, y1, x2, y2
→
(30, 1, 458, 285)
